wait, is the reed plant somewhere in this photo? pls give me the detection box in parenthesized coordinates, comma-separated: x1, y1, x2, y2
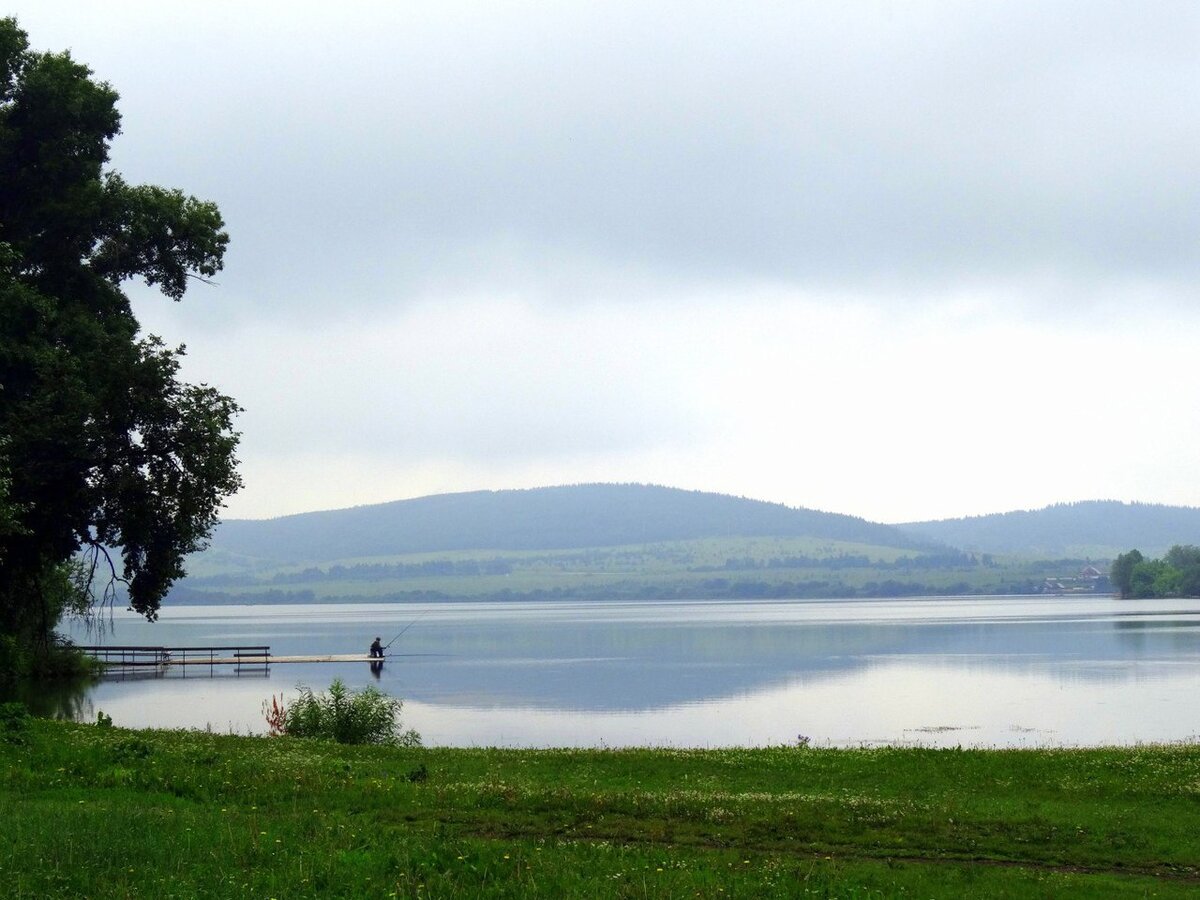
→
(265, 679, 420, 746)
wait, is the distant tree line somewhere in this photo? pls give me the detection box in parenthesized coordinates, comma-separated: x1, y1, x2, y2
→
(166, 586, 317, 605)
(266, 558, 513, 585)
(188, 548, 690, 588)
(703, 550, 988, 573)
(168, 576, 1051, 606)
(1111, 546, 1200, 599)
(187, 548, 999, 590)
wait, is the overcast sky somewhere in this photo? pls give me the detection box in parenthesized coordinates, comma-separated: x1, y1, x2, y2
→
(12, 2, 1200, 523)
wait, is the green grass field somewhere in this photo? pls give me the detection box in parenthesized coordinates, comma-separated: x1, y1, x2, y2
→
(186, 536, 917, 579)
(2, 717, 1197, 897)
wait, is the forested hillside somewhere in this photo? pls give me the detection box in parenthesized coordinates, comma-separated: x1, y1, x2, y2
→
(172, 487, 1118, 605)
(207, 484, 932, 565)
(899, 501, 1200, 558)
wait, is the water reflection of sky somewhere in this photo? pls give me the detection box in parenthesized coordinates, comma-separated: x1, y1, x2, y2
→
(50, 596, 1200, 748)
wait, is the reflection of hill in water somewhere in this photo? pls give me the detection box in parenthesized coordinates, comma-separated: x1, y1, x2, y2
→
(398, 615, 1200, 712)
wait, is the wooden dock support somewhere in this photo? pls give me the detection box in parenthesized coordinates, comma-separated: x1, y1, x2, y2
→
(77, 646, 388, 672)
(77, 645, 272, 674)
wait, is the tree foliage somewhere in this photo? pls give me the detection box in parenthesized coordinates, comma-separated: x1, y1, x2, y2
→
(0, 448, 23, 556)
(0, 18, 241, 639)
(1112, 546, 1200, 599)
(1110, 549, 1143, 599)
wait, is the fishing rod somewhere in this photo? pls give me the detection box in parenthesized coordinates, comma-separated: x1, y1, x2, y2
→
(383, 609, 429, 651)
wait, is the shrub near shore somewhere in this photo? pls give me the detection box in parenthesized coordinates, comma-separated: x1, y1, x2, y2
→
(1, 718, 1199, 897)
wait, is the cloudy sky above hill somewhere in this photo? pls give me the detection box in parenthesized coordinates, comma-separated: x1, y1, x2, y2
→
(12, 1, 1200, 522)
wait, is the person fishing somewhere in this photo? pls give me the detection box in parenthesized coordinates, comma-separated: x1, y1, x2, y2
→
(369, 636, 383, 658)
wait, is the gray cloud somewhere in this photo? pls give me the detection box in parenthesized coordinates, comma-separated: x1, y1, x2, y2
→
(12, 2, 1200, 521)
(16, 1, 1199, 322)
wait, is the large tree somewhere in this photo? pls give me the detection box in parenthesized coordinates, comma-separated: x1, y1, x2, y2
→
(0, 18, 241, 639)
(1110, 549, 1143, 600)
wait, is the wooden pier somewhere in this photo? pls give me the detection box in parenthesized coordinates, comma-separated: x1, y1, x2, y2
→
(75, 643, 391, 681)
(77, 645, 272, 673)
(163, 653, 381, 665)
(77, 645, 389, 676)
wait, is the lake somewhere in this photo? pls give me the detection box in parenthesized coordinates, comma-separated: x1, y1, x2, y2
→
(43, 595, 1200, 748)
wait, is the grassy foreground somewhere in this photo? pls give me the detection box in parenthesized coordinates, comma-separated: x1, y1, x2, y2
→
(2, 720, 1199, 897)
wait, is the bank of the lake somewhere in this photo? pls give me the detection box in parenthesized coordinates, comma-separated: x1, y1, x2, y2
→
(2, 718, 1198, 898)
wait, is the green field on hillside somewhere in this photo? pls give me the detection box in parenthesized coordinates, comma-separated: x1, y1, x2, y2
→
(175, 535, 1107, 604)
(187, 535, 918, 578)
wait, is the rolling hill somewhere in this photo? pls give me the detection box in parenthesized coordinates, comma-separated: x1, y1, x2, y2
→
(174, 489, 1200, 605)
(898, 500, 1200, 558)
(206, 483, 934, 566)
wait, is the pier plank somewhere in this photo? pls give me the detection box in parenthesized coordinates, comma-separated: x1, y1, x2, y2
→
(167, 654, 379, 665)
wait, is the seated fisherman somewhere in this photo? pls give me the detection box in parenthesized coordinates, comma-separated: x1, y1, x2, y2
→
(369, 636, 383, 658)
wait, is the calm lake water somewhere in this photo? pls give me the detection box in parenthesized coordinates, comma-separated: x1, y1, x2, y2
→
(43, 595, 1200, 748)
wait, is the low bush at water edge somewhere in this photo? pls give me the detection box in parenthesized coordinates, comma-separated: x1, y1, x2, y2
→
(265, 678, 420, 746)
